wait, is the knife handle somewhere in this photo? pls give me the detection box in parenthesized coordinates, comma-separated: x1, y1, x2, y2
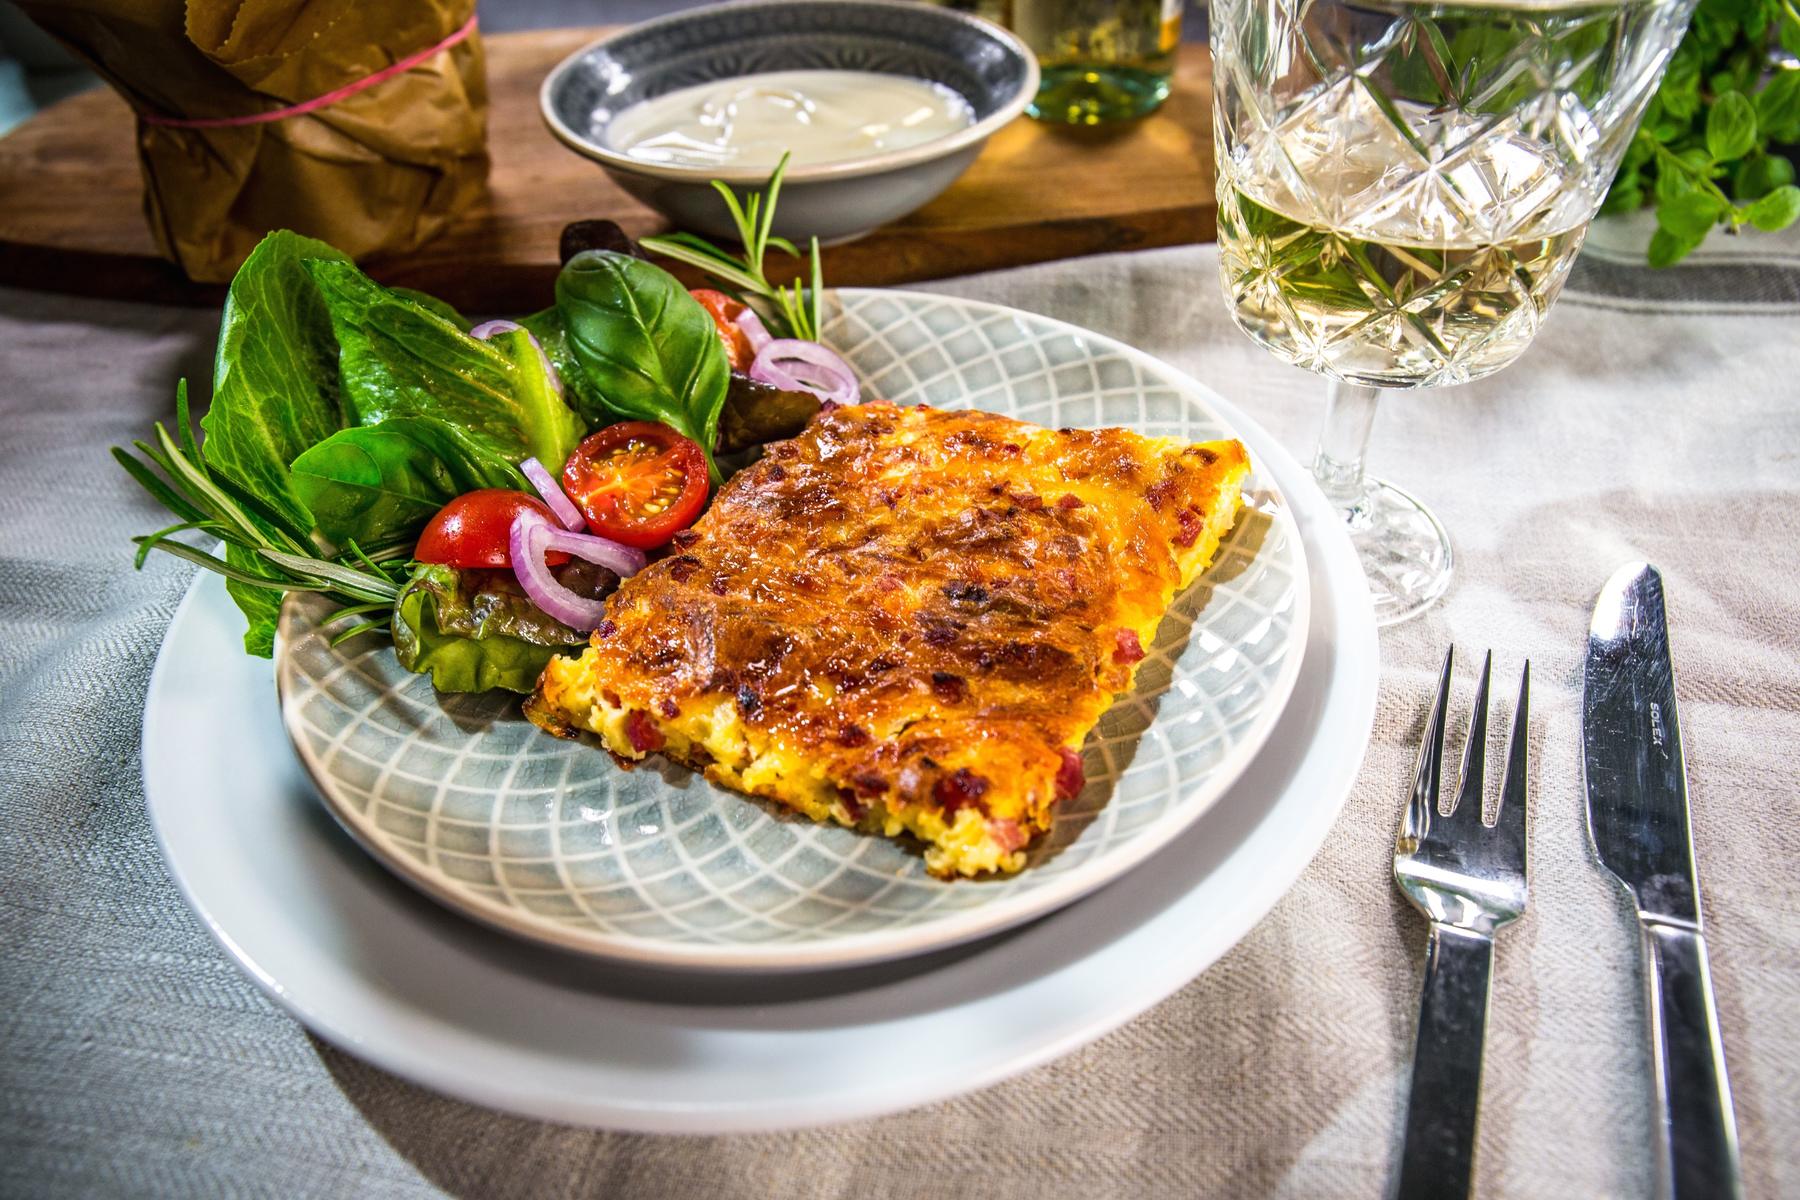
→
(1395, 923, 1494, 1200)
(1642, 919, 1742, 1200)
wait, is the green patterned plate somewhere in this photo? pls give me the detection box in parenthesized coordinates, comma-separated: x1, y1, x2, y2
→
(276, 290, 1309, 971)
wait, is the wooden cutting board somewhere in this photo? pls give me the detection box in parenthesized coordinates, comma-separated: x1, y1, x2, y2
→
(0, 28, 1215, 312)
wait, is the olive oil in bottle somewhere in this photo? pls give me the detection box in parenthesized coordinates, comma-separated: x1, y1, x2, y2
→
(1013, 0, 1181, 124)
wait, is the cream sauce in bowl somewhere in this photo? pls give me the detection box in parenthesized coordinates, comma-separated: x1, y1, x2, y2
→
(605, 69, 977, 171)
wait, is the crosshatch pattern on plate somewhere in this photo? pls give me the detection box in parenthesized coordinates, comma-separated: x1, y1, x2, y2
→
(278, 292, 1303, 953)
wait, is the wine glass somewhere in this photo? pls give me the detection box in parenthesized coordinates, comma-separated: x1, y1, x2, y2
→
(1209, 0, 1697, 622)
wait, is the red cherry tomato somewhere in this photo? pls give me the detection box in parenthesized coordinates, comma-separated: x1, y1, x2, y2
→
(414, 490, 569, 569)
(561, 422, 709, 550)
(690, 288, 755, 371)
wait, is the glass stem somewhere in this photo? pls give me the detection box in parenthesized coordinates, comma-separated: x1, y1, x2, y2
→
(1314, 379, 1381, 512)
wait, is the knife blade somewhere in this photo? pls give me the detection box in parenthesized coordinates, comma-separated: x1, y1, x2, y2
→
(1584, 562, 1698, 920)
(1583, 562, 1742, 1200)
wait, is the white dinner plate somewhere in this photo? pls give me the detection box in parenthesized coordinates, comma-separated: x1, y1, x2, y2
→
(141, 366, 1378, 1132)
(273, 291, 1310, 971)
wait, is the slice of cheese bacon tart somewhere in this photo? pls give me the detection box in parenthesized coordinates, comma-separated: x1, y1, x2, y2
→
(528, 401, 1249, 878)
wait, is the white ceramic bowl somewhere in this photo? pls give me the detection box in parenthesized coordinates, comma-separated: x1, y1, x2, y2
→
(539, 0, 1039, 242)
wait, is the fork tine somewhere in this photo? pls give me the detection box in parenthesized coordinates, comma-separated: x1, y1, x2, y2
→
(1450, 651, 1492, 822)
(1494, 660, 1530, 865)
(1400, 646, 1454, 849)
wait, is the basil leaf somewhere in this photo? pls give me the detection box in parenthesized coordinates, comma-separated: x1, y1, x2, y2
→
(292, 417, 525, 551)
(393, 564, 589, 694)
(554, 250, 730, 478)
(1705, 90, 1757, 163)
(199, 230, 350, 537)
(1733, 152, 1795, 202)
(1658, 51, 1703, 121)
(1653, 159, 1702, 205)
(1747, 0, 1774, 38)
(1656, 189, 1728, 239)
(304, 260, 586, 472)
(1756, 70, 1800, 144)
(1647, 226, 1706, 268)
(1745, 185, 1800, 233)
(1600, 182, 1645, 216)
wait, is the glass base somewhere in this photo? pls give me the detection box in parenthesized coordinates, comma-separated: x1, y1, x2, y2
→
(1028, 65, 1171, 124)
(1338, 477, 1453, 625)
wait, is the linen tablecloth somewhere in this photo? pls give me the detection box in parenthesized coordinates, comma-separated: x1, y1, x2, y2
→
(2, 226, 1796, 1199)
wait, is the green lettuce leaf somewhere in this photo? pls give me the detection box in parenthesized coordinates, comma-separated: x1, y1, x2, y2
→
(225, 545, 285, 658)
(291, 417, 525, 552)
(495, 326, 585, 473)
(392, 564, 590, 694)
(518, 307, 609, 428)
(303, 259, 585, 472)
(199, 231, 351, 535)
(389, 287, 471, 331)
(194, 230, 352, 653)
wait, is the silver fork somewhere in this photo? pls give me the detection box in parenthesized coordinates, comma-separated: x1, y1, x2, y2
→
(1392, 648, 1530, 1200)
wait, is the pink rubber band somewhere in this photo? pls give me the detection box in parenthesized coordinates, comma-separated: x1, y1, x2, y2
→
(142, 14, 478, 130)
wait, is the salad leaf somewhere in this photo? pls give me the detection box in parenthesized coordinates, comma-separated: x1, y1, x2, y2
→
(199, 231, 351, 534)
(392, 564, 588, 694)
(517, 308, 606, 428)
(118, 380, 406, 658)
(553, 250, 731, 480)
(187, 232, 353, 652)
(291, 417, 526, 552)
(389, 287, 471, 331)
(494, 326, 585, 472)
(226, 546, 286, 657)
(304, 259, 586, 471)
(197, 231, 352, 651)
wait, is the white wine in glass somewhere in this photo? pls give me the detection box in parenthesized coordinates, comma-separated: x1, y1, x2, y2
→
(1211, 0, 1698, 620)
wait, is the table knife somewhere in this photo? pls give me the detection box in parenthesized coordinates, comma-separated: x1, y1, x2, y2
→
(1582, 562, 1742, 1200)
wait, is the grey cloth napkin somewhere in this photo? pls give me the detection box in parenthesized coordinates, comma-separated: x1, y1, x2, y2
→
(2, 230, 1796, 1199)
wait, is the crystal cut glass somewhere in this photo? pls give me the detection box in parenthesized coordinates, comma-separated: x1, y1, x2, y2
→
(1210, 0, 1697, 621)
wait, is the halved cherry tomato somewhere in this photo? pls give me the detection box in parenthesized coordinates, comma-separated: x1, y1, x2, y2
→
(561, 422, 709, 550)
(414, 490, 569, 569)
(690, 288, 754, 371)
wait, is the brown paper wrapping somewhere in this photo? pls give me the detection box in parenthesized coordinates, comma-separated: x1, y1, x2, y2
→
(14, 0, 489, 282)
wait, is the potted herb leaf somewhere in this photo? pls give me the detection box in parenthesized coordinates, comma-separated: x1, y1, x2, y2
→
(1602, 0, 1800, 264)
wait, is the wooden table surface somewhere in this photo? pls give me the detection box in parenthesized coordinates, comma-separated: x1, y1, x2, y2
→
(0, 29, 1217, 312)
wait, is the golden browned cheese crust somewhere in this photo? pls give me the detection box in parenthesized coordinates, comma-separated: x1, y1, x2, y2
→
(528, 402, 1249, 877)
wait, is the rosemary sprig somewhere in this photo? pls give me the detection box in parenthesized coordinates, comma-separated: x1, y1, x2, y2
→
(640, 152, 825, 341)
(116, 381, 406, 624)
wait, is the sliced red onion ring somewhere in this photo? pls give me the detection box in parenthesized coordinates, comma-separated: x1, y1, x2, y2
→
(469, 319, 523, 340)
(471, 319, 563, 397)
(749, 338, 860, 406)
(540, 525, 646, 579)
(519, 456, 586, 532)
(508, 512, 645, 631)
(733, 307, 773, 354)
